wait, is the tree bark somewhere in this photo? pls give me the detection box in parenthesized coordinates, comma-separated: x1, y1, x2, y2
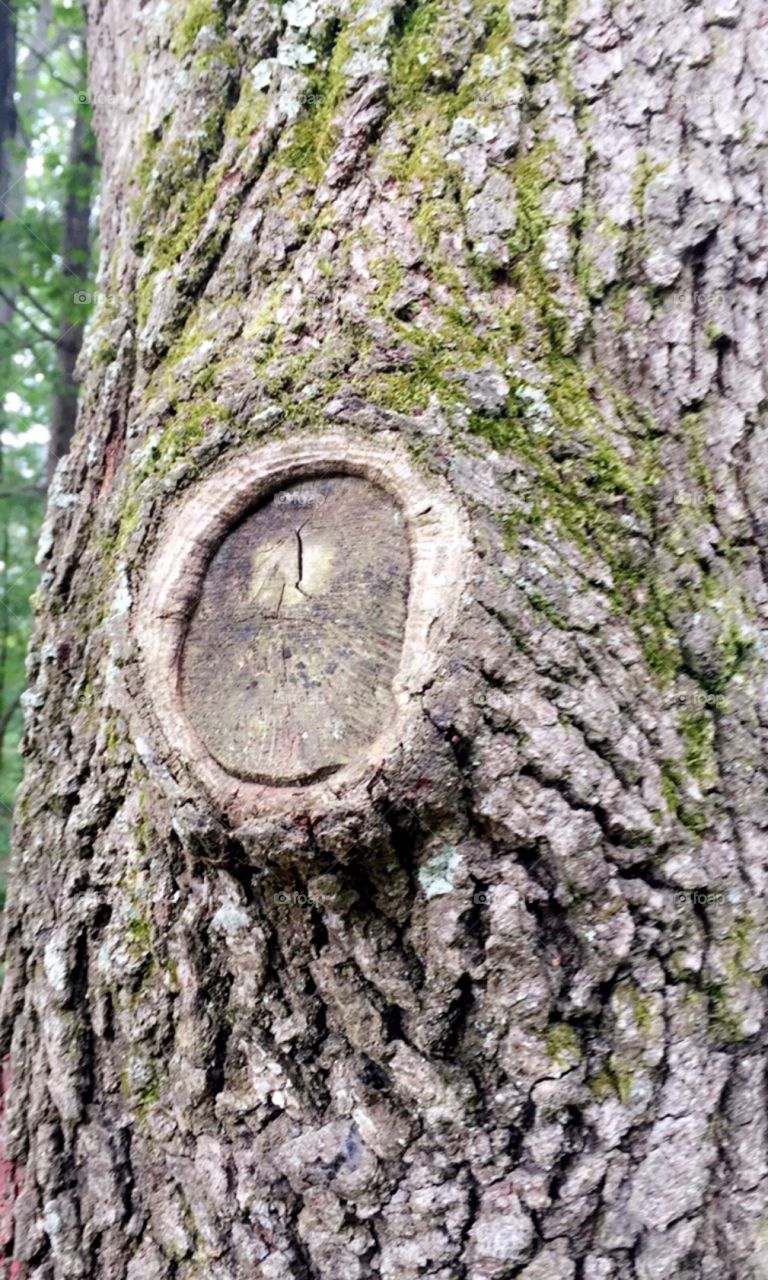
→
(47, 97, 98, 484)
(2, 1, 768, 1278)
(0, 0, 17, 780)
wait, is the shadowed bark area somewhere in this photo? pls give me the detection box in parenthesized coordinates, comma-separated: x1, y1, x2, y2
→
(1, 1, 767, 1278)
(47, 103, 98, 485)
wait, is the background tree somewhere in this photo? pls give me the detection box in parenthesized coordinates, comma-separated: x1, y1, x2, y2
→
(46, 97, 97, 482)
(0, 0, 96, 876)
(0, 0, 17, 219)
(2, 1, 768, 1278)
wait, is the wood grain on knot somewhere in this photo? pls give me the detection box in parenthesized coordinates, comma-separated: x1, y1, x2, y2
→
(181, 475, 410, 785)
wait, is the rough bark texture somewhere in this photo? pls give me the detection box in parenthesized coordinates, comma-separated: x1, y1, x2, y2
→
(47, 104, 98, 486)
(2, 1, 768, 1278)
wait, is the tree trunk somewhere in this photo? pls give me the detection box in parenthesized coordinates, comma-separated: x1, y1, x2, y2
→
(2, 1, 767, 1278)
(47, 96, 98, 484)
(0, 0, 17, 783)
(0, 1, 15, 222)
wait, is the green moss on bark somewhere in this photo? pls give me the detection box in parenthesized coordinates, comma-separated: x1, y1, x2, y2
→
(172, 0, 224, 57)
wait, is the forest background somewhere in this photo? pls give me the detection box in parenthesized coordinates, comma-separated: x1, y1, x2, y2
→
(0, 0, 97, 894)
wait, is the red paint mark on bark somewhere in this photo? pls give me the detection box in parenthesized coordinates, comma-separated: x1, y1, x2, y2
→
(0, 1059, 24, 1280)
(98, 425, 125, 499)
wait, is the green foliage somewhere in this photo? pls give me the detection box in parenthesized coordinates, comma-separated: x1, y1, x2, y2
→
(0, 0, 97, 884)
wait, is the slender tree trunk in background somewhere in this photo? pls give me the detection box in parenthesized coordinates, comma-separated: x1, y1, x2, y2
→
(0, 0, 63, 782)
(47, 99, 97, 484)
(0, 3, 16, 223)
(2, 0, 768, 1277)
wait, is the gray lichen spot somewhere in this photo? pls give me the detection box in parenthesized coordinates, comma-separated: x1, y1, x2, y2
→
(418, 844, 461, 899)
(181, 475, 410, 785)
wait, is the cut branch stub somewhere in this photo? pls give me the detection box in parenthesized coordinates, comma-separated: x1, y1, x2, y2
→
(136, 430, 470, 821)
(181, 476, 410, 786)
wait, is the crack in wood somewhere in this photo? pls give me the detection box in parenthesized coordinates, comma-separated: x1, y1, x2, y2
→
(180, 475, 410, 787)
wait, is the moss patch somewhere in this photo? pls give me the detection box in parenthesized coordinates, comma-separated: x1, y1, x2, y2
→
(280, 28, 354, 181)
(172, 0, 223, 58)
